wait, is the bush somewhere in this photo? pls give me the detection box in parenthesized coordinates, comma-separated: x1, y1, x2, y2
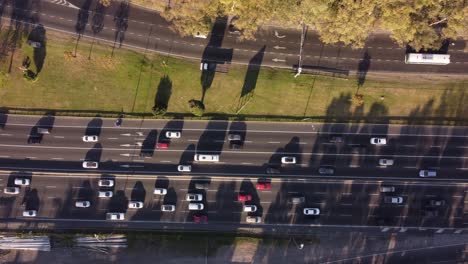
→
(23, 70, 38, 83)
(188, 99, 205, 117)
(152, 105, 167, 116)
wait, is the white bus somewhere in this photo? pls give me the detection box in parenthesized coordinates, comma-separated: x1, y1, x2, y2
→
(405, 53, 450, 65)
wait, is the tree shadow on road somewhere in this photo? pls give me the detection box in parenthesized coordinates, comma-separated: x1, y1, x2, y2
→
(85, 117, 103, 136)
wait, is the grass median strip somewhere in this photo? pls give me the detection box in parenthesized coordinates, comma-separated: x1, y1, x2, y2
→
(0, 30, 466, 122)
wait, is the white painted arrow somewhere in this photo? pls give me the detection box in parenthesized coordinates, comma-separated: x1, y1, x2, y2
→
(272, 58, 286, 62)
(120, 144, 132, 147)
(136, 132, 144, 136)
(120, 133, 132, 136)
(273, 45, 286, 50)
(274, 30, 286, 39)
(120, 164, 144, 168)
(120, 153, 139, 157)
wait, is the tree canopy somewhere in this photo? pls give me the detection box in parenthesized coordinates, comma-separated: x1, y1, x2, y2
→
(160, 0, 468, 50)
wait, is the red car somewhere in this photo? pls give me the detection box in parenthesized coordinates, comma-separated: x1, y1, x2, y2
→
(156, 142, 169, 149)
(193, 214, 207, 223)
(256, 182, 271, 190)
(238, 194, 252, 202)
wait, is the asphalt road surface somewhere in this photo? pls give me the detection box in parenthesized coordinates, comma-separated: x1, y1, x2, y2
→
(1, 0, 468, 74)
(0, 171, 466, 231)
(0, 115, 466, 180)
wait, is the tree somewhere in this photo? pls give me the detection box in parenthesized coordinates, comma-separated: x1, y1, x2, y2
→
(188, 99, 205, 117)
(152, 105, 167, 116)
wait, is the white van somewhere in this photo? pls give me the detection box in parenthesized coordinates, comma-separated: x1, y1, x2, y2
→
(194, 154, 219, 162)
(188, 203, 204, 210)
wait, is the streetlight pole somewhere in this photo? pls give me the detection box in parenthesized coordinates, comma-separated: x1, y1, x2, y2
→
(294, 22, 307, 78)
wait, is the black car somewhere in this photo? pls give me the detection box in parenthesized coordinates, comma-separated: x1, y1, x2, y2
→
(266, 167, 280, 174)
(318, 166, 335, 175)
(328, 135, 344, 143)
(27, 136, 42, 144)
(229, 142, 243, 150)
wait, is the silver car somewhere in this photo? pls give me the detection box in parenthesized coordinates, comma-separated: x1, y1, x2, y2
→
(186, 193, 203, 201)
(161, 204, 175, 212)
(303, 208, 320, 215)
(177, 165, 192, 172)
(370, 137, 387, 145)
(128, 201, 144, 209)
(106, 213, 124, 221)
(75, 201, 91, 208)
(228, 134, 242, 141)
(246, 216, 261, 223)
(82, 135, 98, 142)
(384, 196, 403, 204)
(243, 205, 257, 212)
(154, 188, 167, 195)
(419, 170, 437, 177)
(281, 156, 296, 164)
(14, 178, 30, 186)
(98, 191, 113, 198)
(165, 131, 181, 139)
(23, 210, 37, 217)
(82, 161, 99, 169)
(98, 179, 114, 187)
(379, 159, 394, 166)
(380, 186, 395, 193)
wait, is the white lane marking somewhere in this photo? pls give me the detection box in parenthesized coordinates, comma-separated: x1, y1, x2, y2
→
(404, 166, 417, 169)
(0, 155, 10, 158)
(214, 140, 225, 143)
(349, 165, 360, 168)
(51, 158, 64, 160)
(268, 141, 281, 144)
(241, 162, 253, 165)
(107, 138, 118, 140)
(47, 197, 57, 199)
(456, 168, 468, 170)
(26, 157, 37, 159)
(133, 160, 145, 163)
(72, 186, 84, 189)
(298, 142, 307, 145)
(46, 186, 56, 188)
(53, 136, 65, 139)
(341, 203, 353, 206)
(160, 160, 172, 163)
(341, 193, 352, 195)
(187, 139, 198, 142)
(0, 134, 12, 136)
(244, 141, 253, 143)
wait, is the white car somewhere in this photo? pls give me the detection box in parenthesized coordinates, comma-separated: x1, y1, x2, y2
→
(106, 212, 124, 221)
(188, 203, 204, 210)
(165, 131, 181, 139)
(303, 208, 321, 215)
(177, 165, 192, 172)
(23, 210, 37, 217)
(98, 179, 114, 187)
(243, 205, 257, 212)
(82, 135, 98, 142)
(14, 178, 30, 186)
(370, 137, 387, 145)
(186, 193, 203, 201)
(128, 201, 144, 209)
(82, 161, 99, 169)
(379, 159, 394, 166)
(193, 32, 207, 39)
(281, 156, 296, 164)
(161, 204, 175, 212)
(384, 196, 403, 204)
(246, 216, 261, 223)
(419, 170, 437, 177)
(154, 188, 167, 195)
(4, 187, 20, 194)
(98, 191, 113, 198)
(75, 201, 91, 208)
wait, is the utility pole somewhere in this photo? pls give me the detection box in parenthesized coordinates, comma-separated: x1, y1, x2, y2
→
(294, 22, 307, 78)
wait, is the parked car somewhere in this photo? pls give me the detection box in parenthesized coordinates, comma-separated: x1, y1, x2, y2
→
(193, 214, 208, 223)
(82, 161, 99, 169)
(243, 205, 257, 212)
(379, 159, 394, 166)
(238, 194, 252, 202)
(281, 156, 296, 164)
(75, 201, 91, 208)
(23, 210, 37, 217)
(161, 204, 175, 212)
(177, 165, 192, 172)
(419, 170, 437, 177)
(4, 187, 20, 194)
(256, 182, 271, 191)
(82, 135, 98, 142)
(14, 178, 30, 186)
(318, 166, 335, 175)
(106, 212, 124, 220)
(384, 196, 403, 204)
(246, 216, 261, 223)
(227, 134, 242, 141)
(303, 208, 320, 215)
(370, 137, 387, 145)
(380, 186, 395, 193)
(156, 142, 169, 149)
(98, 191, 113, 198)
(188, 203, 204, 210)
(427, 199, 446, 207)
(165, 131, 181, 139)
(289, 196, 305, 204)
(195, 183, 209, 190)
(128, 201, 144, 209)
(98, 179, 114, 187)
(154, 188, 167, 195)
(186, 193, 203, 201)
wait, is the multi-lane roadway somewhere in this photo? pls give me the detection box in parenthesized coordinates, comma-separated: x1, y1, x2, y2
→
(0, 115, 466, 232)
(2, 0, 468, 74)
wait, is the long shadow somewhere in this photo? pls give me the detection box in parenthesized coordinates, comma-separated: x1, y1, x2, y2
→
(129, 181, 148, 220)
(200, 16, 232, 103)
(179, 144, 195, 167)
(85, 117, 103, 136)
(283, 137, 303, 167)
(27, 24, 47, 74)
(237, 45, 266, 112)
(112, 1, 130, 56)
(196, 120, 228, 155)
(23, 188, 40, 212)
(228, 121, 247, 149)
(0, 113, 7, 129)
(29, 114, 55, 142)
(89, 2, 107, 59)
(153, 75, 172, 114)
(84, 143, 103, 162)
(160, 118, 185, 142)
(356, 50, 371, 88)
(74, 0, 92, 55)
(140, 129, 157, 158)
(108, 190, 128, 214)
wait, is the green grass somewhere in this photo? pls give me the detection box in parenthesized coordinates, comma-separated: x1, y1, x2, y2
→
(0, 30, 466, 123)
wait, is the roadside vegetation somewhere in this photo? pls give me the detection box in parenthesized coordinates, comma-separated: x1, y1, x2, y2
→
(150, 0, 468, 51)
(0, 31, 466, 123)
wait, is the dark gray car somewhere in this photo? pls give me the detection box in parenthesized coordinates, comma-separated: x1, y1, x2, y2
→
(318, 166, 335, 175)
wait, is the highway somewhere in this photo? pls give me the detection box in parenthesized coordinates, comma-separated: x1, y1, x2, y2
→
(0, 115, 466, 180)
(2, 0, 468, 74)
(0, 172, 466, 230)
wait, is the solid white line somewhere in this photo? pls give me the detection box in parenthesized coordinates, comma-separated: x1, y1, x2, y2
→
(268, 141, 281, 144)
(107, 138, 118, 140)
(53, 136, 65, 139)
(51, 158, 64, 160)
(46, 186, 56, 188)
(241, 162, 253, 165)
(0, 156, 10, 158)
(25, 157, 37, 159)
(349, 165, 360, 168)
(160, 160, 172, 163)
(187, 139, 198, 142)
(0, 134, 12, 136)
